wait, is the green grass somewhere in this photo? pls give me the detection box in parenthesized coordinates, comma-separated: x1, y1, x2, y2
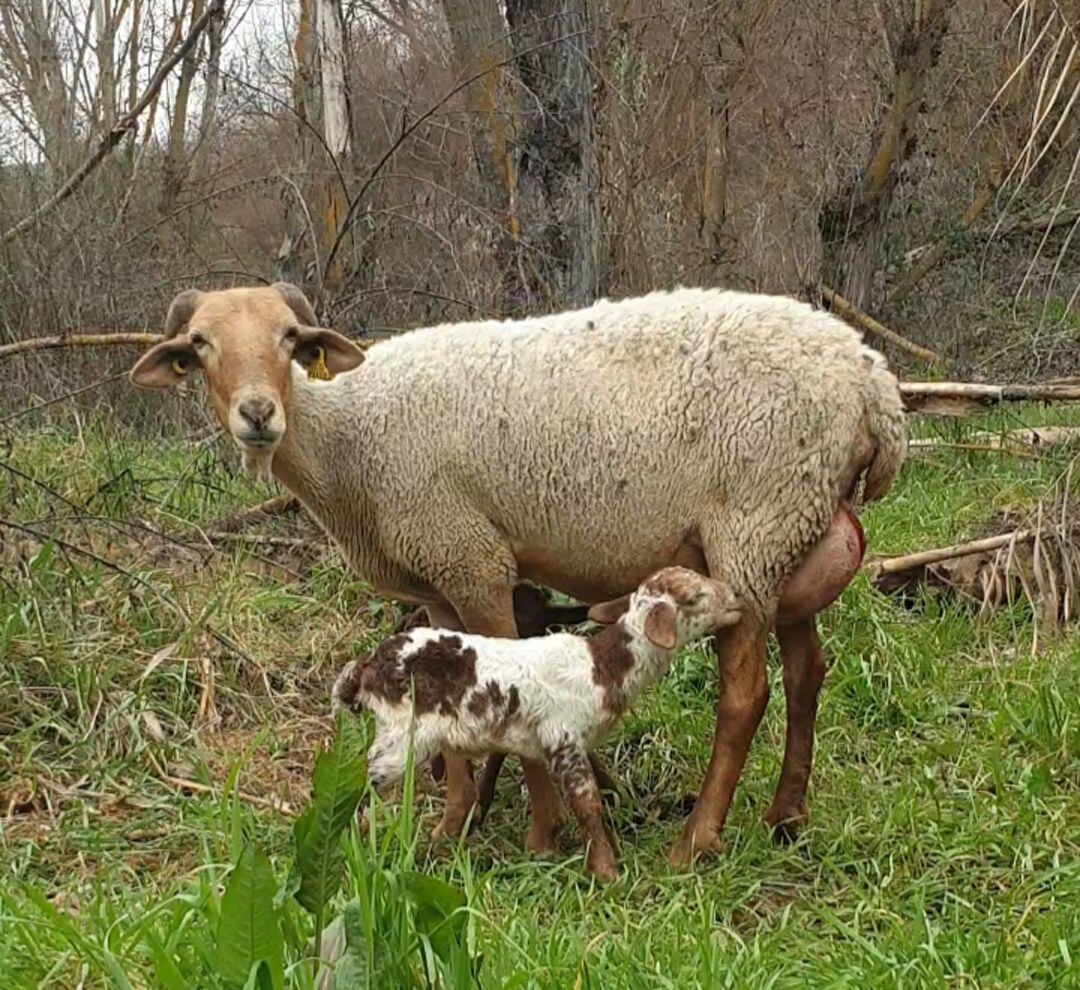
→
(1, 405, 1079, 987)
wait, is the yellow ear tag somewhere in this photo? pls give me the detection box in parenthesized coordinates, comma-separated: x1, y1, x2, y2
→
(306, 346, 332, 381)
(171, 357, 189, 376)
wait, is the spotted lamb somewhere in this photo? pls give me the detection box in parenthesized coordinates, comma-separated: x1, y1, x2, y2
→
(333, 566, 742, 881)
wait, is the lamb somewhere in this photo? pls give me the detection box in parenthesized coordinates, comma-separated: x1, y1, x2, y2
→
(128, 282, 905, 866)
(332, 566, 743, 881)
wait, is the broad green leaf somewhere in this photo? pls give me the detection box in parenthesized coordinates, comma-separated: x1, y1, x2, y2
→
(216, 844, 284, 990)
(292, 712, 366, 915)
(330, 899, 370, 990)
(401, 872, 467, 963)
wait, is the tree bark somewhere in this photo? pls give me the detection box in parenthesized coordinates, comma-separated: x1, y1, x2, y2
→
(439, 0, 523, 309)
(505, 0, 599, 308)
(820, 0, 955, 309)
(161, 0, 205, 212)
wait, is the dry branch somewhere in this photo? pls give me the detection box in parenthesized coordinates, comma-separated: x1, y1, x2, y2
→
(867, 529, 1046, 578)
(819, 285, 948, 366)
(0, 332, 163, 359)
(1, 0, 223, 244)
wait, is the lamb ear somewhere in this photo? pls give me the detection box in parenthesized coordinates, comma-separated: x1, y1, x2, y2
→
(642, 600, 678, 650)
(587, 594, 631, 625)
(293, 326, 365, 375)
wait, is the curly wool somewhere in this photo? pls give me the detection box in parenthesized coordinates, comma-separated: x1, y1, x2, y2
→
(270, 287, 906, 613)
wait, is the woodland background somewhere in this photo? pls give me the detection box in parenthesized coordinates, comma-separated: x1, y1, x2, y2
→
(1, 0, 1078, 426)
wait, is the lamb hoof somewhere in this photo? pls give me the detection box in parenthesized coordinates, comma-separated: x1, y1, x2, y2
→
(667, 828, 724, 869)
(763, 804, 808, 844)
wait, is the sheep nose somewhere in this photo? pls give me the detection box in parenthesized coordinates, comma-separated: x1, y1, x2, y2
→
(238, 397, 275, 430)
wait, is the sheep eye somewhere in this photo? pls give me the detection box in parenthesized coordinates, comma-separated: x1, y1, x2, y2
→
(189, 332, 207, 348)
(283, 327, 299, 345)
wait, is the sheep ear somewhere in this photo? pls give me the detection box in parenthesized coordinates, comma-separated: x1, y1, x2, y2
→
(293, 326, 365, 375)
(130, 337, 199, 389)
(643, 601, 678, 650)
(587, 594, 631, 625)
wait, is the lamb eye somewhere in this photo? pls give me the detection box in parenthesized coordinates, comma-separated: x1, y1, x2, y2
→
(189, 332, 207, 348)
(283, 327, 299, 345)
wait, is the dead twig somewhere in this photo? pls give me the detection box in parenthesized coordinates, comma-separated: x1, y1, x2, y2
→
(158, 772, 297, 817)
(819, 285, 948, 366)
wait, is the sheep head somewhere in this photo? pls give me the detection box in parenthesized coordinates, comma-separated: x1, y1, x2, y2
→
(129, 283, 364, 476)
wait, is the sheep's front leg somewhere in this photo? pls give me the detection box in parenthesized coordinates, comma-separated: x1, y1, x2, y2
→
(764, 617, 825, 840)
(669, 614, 769, 867)
(443, 588, 566, 852)
(547, 739, 618, 882)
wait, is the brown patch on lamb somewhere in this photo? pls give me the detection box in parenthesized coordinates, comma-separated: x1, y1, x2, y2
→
(588, 625, 634, 712)
(361, 633, 478, 717)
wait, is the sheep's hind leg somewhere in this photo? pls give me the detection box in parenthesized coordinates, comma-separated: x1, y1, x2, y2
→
(669, 614, 769, 868)
(547, 739, 618, 882)
(763, 617, 825, 841)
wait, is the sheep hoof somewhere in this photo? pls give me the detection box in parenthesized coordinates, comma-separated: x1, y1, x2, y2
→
(667, 828, 724, 869)
(524, 817, 565, 855)
(763, 804, 808, 844)
(586, 854, 619, 884)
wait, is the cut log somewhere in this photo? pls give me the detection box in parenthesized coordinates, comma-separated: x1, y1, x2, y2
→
(900, 382, 1080, 416)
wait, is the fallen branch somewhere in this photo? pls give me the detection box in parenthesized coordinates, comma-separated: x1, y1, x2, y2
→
(0, 332, 163, 359)
(819, 285, 948, 366)
(900, 381, 1080, 415)
(908, 439, 1040, 459)
(910, 426, 1080, 453)
(2, 0, 224, 244)
(866, 528, 1045, 579)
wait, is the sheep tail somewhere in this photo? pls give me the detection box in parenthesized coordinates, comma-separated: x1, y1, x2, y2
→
(858, 346, 907, 503)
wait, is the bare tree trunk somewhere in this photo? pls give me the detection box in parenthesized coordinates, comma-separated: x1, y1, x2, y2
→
(195, 0, 224, 155)
(161, 0, 204, 213)
(820, 0, 955, 309)
(506, 0, 600, 308)
(0, 0, 78, 171)
(439, 0, 523, 310)
(315, 0, 350, 295)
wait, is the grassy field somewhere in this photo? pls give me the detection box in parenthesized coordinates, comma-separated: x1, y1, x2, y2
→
(1, 404, 1079, 988)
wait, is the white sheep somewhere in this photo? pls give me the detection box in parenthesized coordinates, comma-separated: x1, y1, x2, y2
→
(333, 566, 743, 881)
(129, 283, 905, 865)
